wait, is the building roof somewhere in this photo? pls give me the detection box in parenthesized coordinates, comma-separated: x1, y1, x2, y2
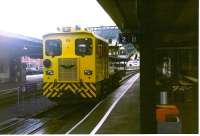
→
(0, 31, 41, 43)
(0, 31, 42, 58)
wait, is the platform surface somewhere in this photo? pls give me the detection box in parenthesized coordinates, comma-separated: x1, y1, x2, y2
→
(68, 74, 140, 134)
(97, 77, 140, 134)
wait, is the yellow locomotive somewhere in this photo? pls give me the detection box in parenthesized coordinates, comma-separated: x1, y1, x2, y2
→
(42, 27, 123, 101)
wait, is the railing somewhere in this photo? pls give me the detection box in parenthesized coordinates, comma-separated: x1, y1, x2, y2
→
(0, 82, 42, 106)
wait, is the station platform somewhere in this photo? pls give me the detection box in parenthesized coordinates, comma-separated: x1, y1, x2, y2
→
(94, 74, 197, 134)
(97, 76, 140, 134)
(68, 73, 140, 134)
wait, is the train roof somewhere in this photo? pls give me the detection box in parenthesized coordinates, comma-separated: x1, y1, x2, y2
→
(43, 30, 108, 43)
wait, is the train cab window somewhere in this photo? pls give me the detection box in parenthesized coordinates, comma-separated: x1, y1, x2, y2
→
(75, 38, 92, 56)
(45, 40, 62, 56)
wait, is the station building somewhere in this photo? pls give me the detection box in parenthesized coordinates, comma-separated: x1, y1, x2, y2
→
(0, 31, 42, 83)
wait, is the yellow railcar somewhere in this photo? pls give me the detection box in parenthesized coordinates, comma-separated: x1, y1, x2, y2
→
(42, 28, 119, 101)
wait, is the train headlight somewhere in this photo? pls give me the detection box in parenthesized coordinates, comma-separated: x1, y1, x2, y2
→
(84, 70, 92, 75)
(43, 59, 51, 68)
(46, 70, 54, 75)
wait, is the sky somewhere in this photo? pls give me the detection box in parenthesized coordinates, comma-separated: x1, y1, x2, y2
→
(0, 0, 115, 38)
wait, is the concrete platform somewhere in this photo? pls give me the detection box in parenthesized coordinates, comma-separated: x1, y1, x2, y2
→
(68, 73, 140, 134)
(97, 77, 140, 134)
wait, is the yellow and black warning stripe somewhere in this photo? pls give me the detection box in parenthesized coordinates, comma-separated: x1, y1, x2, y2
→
(43, 82, 96, 99)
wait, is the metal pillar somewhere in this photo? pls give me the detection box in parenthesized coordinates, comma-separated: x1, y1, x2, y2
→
(139, 31, 157, 133)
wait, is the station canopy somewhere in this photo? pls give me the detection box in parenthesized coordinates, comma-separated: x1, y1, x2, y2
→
(0, 31, 42, 58)
(97, 0, 197, 48)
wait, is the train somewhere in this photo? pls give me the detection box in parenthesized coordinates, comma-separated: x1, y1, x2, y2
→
(42, 27, 124, 102)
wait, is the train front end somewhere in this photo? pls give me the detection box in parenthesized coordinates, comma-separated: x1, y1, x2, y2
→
(42, 31, 97, 101)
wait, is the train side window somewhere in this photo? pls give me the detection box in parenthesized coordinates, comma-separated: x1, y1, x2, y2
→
(75, 38, 92, 56)
(45, 40, 62, 56)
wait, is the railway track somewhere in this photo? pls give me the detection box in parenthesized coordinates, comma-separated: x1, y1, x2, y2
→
(0, 71, 139, 134)
(0, 101, 97, 134)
